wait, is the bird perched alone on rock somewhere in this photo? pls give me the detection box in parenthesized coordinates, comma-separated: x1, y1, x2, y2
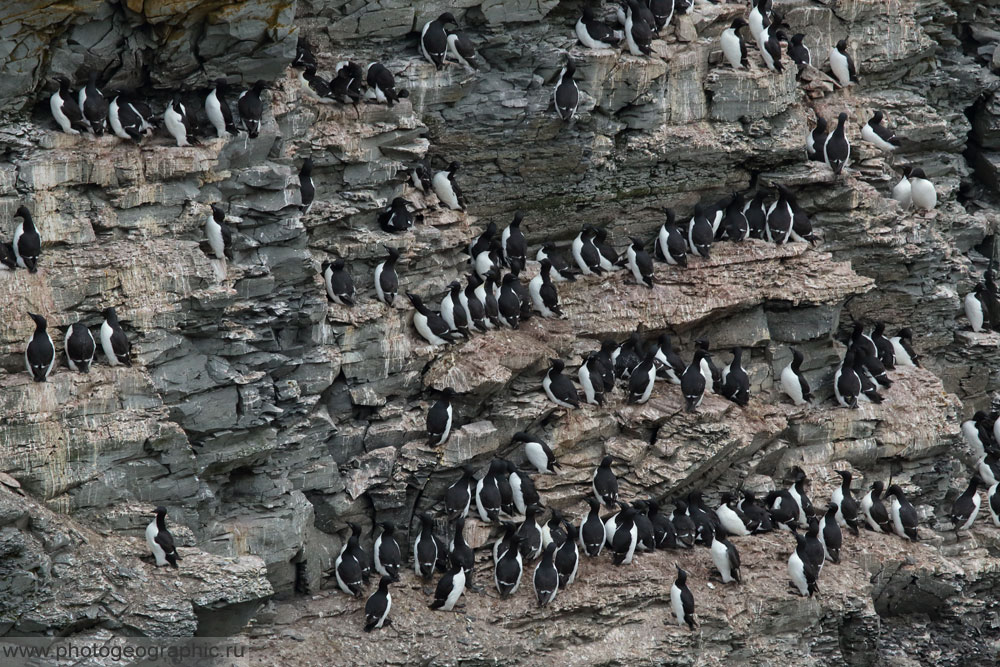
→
(553, 56, 580, 122)
(543, 358, 580, 408)
(671, 565, 697, 629)
(146, 506, 180, 568)
(829, 39, 858, 87)
(100, 307, 131, 367)
(205, 204, 234, 261)
(432, 161, 466, 210)
(374, 246, 400, 306)
(363, 576, 392, 631)
(426, 388, 454, 446)
(12, 206, 41, 272)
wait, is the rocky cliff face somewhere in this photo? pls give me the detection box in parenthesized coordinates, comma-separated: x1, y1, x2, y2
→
(1, 0, 1000, 663)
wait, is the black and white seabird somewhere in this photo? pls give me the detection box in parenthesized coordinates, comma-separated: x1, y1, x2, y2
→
(766, 184, 794, 244)
(163, 96, 198, 147)
(743, 191, 768, 239)
(766, 488, 800, 531)
(494, 534, 524, 597)
(536, 243, 578, 282)
(671, 500, 697, 547)
(829, 39, 858, 87)
(554, 524, 580, 588)
(885, 485, 919, 541)
(721, 193, 749, 242)
(543, 358, 580, 409)
(366, 62, 409, 106)
(647, 498, 677, 547)
(205, 79, 237, 138)
(681, 349, 708, 412)
(107, 91, 149, 141)
(429, 564, 466, 610)
(237, 80, 267, 138)
(806, 116, 828, 163)
(377, 197, 414, 233)
(979, 453, 1000, 487)
(890, 327, 920, 367)
(704, 524, 741, 584)
(870, 322, 895, 368)
(432, 161, 466, 211)
(374, 246, 400, 306)
(440, 281, 470, 337)
(949, 477, 981, 535)
(100, 307, 131, 367)
(501, 212, 527, 274)
(833, 347, 861, 408)
(657, 209, 688, 266)
(427, 388, 454, 446)
(146, 506, 180, 568)
(592, 455, 619, 509)
(761, 28, 786, 73)
(780, 347, 814, 405)
(688, 204, 713, 259)
(448, 516, 476, 587)
(788, 532, 819, 597)
(861, 481, 892, 533)
(497, 273, 522, 328)
(716, 492, 752, 537)
(824, 112, 851, 177)
(420, 13, 458, 70)
(553, 56, 579, 122)
(721, 18, 749, 69)
(529, 260, 563, 317)
(720, 347, 750, 406)
(788, 33, 811, 67)
(652, 334, 684, 384)
(363, 576, 392, 631)
(831, 470, 860, 535)
(446, 31, 477, 72)
(514, 432, 559, 474)
(335, 531, 365, 597)
(892, 166, 913, 208)
(571, 226, 604, 275)
(298, 158, 315, 214)
(609, 505, 639, 566)
(408, 292, 459, 346)
(532, 543, 559, 606)
(579, 497, 606, 557)
(79, 71, 107, 136)
(990, 482, 1000, 527)
(476, 459, 507, 522)
(789, 471, 814, 528)
(292, 38, 316, 69)
(330, 62, 364, 109)
(819, 503, 842, 563)
(414, 513, 439, 579)
(65, 322, 96, 373)
(12, 206, 41, 272)
(25, 313, 55, 382)
(862, 110, 901, 152)
(576, 7, 623, 49)
(627, 349, 657, 404)
(908, 168, 937, 211)
(740, 492, 774, 533)
(206, 204, 234, 261)
(648, 0, 673, 31)
(322, 258, 355, 306)
(747, 0, 769, 44)
(671, 566, 697, 629)
(626, 237, 654, 288)
(373, 522, 402, 581)
(966, 283, 987, 333)
(298, 66, 333, 102)
(446, 465, 475, 520)
(624, 0, 653, 56)
(50, 77, 86, 135)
